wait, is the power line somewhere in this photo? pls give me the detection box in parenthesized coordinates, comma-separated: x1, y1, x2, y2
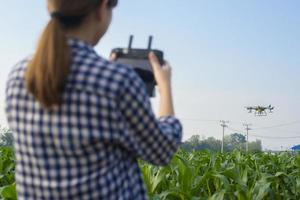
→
(179, 118, 247, 124)
(227, 126, 300, 139)
(254, 128, 300, 134)
(227, 126, 244, 133)
(248, 134, 300, 139)
(182, 118, 300, 131)
(179, 118, 220, 122)
(180, 118, 300, 141)
(252, 120, 300, 130)
(180, 118, 300, 129)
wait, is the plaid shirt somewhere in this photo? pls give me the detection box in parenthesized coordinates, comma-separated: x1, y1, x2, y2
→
(5, 38, 182, 200)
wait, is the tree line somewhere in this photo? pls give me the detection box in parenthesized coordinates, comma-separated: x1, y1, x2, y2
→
(181, 133, 262, 153)
(0, 127, 13, 147)
(0, 126, 262, 153)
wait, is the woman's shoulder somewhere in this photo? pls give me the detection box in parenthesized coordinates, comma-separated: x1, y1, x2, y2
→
(7, 56, 32, 81)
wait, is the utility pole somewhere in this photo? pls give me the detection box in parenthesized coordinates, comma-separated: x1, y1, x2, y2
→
(243, 123, 252, 152)
(220, 120, 229, 153)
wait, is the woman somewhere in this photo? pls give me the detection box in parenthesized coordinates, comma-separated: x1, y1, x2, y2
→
(5, 0, 182, 199)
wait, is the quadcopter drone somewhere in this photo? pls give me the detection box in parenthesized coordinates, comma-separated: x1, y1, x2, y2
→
(245, 105, 274, 116)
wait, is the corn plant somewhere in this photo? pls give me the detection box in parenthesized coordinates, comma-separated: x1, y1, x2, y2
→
(0, 147, 17, 200)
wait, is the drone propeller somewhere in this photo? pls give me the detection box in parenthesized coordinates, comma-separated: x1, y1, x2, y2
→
(245, 106, 253, 113)
(267, 105, 274, 112)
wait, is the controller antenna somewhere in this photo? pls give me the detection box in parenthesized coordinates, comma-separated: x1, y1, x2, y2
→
(128, 35, 133, 49)
(148, 35, 153, 50)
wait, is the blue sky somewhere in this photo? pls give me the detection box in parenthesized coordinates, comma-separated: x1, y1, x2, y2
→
(0, 0, 299, 150)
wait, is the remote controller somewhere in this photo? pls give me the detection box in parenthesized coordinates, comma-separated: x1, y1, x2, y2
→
(111, 35, 164, 97)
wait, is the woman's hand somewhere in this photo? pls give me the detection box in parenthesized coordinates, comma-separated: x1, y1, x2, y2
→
(148, 52, 172, 91)
(149, 52, 174, 116)
(110, 51, 175, 116)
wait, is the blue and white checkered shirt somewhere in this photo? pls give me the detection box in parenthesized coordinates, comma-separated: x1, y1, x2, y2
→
(5, 38, 182, 200)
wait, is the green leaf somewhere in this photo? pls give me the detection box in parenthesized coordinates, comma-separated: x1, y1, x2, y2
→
(212, 174, 230, 189)
(208, 190, 225, 200)
(0, 183, 17, 200)
(253, 181, 271, 200)
(275, 172, 287, 177)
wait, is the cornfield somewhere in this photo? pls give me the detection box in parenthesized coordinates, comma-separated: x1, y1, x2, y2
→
(140, 149, 300, 200)
(1, 147, 299, 199)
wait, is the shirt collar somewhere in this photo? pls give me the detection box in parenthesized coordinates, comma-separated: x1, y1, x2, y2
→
(67, 37, 94, 52)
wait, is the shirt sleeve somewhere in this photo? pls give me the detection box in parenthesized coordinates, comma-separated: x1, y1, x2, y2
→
(117, 66, 182, 166)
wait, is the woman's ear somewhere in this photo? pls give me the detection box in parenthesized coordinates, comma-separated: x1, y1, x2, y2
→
(95, 0, 110, 21)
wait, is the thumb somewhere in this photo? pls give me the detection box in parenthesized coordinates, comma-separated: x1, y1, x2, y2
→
(110, 52, 117, 61)
(148, 52, 161, 71)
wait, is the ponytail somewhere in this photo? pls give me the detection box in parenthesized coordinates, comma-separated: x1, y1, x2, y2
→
(25, 0, 118, 108)
(25, 18, 70, 108)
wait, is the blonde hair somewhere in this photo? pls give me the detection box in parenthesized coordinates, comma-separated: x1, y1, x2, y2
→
(25, 0, 117, 108)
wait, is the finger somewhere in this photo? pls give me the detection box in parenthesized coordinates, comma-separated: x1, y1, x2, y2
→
(161, 65, 171, 72)
(148, 52, 161, 70)
(163, 60, 171, 68)
(160, 60, 170, 70)
(110, 52, 117, 61)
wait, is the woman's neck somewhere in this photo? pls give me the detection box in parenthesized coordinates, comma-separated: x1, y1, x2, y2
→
(65, 28, 98, 46)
